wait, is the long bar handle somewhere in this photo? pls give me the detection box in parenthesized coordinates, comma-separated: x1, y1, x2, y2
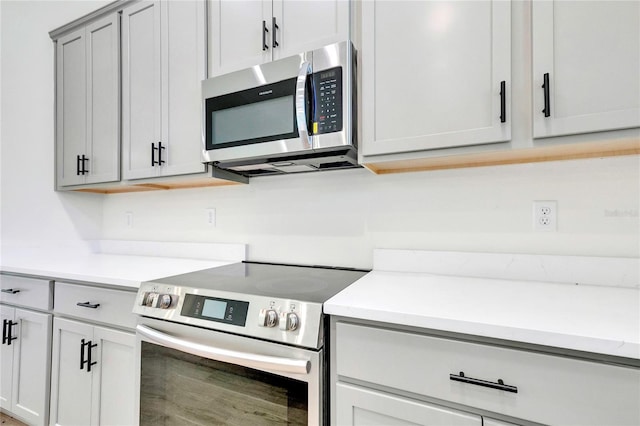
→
(272, 17, 279, 48)
(2, 319, 8, 345)
(295, 61, 313, 150)
(542, 73, 550, 117)
(499, 80, 506, 123)
(262, 20, 269, 51)
(1, 288, 20, 294)
(450, 371, 518, 393)
(137, 324, 310, 375)
(77, 155, 82, 176)
(5, 320, 17, 345)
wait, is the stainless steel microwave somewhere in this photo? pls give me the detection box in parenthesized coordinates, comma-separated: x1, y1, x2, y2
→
(202, 41, 357, 177)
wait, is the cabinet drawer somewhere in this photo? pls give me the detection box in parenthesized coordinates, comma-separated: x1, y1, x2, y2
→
(0, 274, 52, 310)
(54, 282, 137, 330)
(336, 322, 640, 426)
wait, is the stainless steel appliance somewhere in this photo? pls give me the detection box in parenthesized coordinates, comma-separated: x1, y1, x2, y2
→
(133, 261, 367, 425)
(202, 41, 358, 177)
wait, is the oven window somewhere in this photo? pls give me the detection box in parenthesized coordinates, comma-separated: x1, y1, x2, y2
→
(140, 342, 308, 425)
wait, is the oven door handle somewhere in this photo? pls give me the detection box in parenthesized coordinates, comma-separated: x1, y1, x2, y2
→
(137, 324, 311, 375)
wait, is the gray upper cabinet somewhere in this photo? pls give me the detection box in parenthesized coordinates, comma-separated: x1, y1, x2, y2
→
(121, 0, 207, 180)
(532, 0, 640, 138)
(208, 0, 349, 77)
(360, 0, 511, 158)
(55, 14, 119, 188)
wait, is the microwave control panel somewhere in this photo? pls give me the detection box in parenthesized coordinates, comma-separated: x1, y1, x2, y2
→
(313, 66, 343, 135)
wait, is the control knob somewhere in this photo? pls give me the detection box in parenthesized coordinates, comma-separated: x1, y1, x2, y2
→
(158, 294, 172, 309)
(279, 312, 299, 331)
(259, 309, 278, 327)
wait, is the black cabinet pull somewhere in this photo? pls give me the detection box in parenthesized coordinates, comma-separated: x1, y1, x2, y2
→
(272, 17, 279, 48)
(87, 340, 98, 372)
(80, 338, 87, 369)
(80, 339, 97, 371)
(499, 80, 506, 123)
(1, 288, 20, 294)
(542, 72, 550, 117)
(158, 141, 165, 165)
(76, 155, 82, 176)
(151, 142, 157, 166)
(81, 155, 89, 175)
(3, 320, 17, 346)
(77, 301, 100, 309)
(2, 319, 7, 345)
(450, 371, 518, 393)
(262, 20, 269, 51)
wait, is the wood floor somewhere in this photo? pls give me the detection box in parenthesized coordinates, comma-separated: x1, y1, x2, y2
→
(0, 412, 27, 426)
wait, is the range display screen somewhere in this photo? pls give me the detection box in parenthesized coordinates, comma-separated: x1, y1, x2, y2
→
(201, 299, 227, 319)
(181, 294, 249, 326)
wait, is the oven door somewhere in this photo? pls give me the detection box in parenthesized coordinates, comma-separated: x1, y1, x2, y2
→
(135, 317, 322, 426)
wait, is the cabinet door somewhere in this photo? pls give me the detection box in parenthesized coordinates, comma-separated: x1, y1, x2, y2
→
(361, 1, 511, 157)
(122, 0, 163, 180)
(10, 309, 51, 426)
(56, 26, 87, 187)
(50, 318, 93, 426)
(208, 0, 272, 76)
(272, 0, 349, 60)
(336, 382, 482, 426)
(160, 0, 208, 177)
(91, 326, 136, 426)
(0, 306, 15, 410)
(532, 1, 640, 138)
(85, 14, 120, 184)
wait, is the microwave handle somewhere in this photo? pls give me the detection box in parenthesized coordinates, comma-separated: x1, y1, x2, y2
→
(295, 61, 313, 149)
(137, 324, 311, 375)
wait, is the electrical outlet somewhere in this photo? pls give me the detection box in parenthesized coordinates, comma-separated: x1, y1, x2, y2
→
(206, 208, 216, 227)
(533, 201, 557, 232)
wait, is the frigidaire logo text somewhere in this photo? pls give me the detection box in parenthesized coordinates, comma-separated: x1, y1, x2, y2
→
(259, 90, 273, 96)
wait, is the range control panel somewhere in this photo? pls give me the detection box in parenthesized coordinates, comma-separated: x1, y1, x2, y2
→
(313, 66, 343, 135)
(133, 283, 322, 347)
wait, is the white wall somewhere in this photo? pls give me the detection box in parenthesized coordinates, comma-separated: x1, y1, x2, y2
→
(1, 1, 639, 269)
(0, 1, 108, 250)
(101, 155, 640, 269)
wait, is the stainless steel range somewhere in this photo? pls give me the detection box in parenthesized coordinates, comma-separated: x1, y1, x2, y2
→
(132, 261, 367, 426)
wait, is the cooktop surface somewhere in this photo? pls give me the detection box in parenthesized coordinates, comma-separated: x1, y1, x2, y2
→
(148, 261, 369, 304)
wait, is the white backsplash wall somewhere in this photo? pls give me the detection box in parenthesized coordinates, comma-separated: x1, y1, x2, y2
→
(102, 155, 640, 269)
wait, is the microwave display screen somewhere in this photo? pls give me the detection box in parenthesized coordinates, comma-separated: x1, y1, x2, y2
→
(212, 95, 294, 145)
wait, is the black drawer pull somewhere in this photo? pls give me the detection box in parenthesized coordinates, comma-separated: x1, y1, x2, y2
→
(450, 371, 518, 393)
(77, 301, 100, 309)
(1, 288, 20, 294)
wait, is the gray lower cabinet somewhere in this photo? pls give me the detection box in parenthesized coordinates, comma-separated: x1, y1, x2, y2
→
(0, 305, 52, 426)
(49, 317, 136, 426)
(334, 320, 640, 426)
(336, 382, 482, 426)
(55, 13, 120, 188)
(49, 282, 138, 426)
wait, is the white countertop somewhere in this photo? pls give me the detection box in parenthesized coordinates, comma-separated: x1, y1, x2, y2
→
(0, 240, 246, 288)
(325, 250, 640, 360)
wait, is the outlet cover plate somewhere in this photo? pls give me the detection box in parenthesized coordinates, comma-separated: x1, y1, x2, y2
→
(533, 200, 557, 232)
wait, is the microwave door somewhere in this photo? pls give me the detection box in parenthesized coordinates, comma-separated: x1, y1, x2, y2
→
(202, 53, 315, 165)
